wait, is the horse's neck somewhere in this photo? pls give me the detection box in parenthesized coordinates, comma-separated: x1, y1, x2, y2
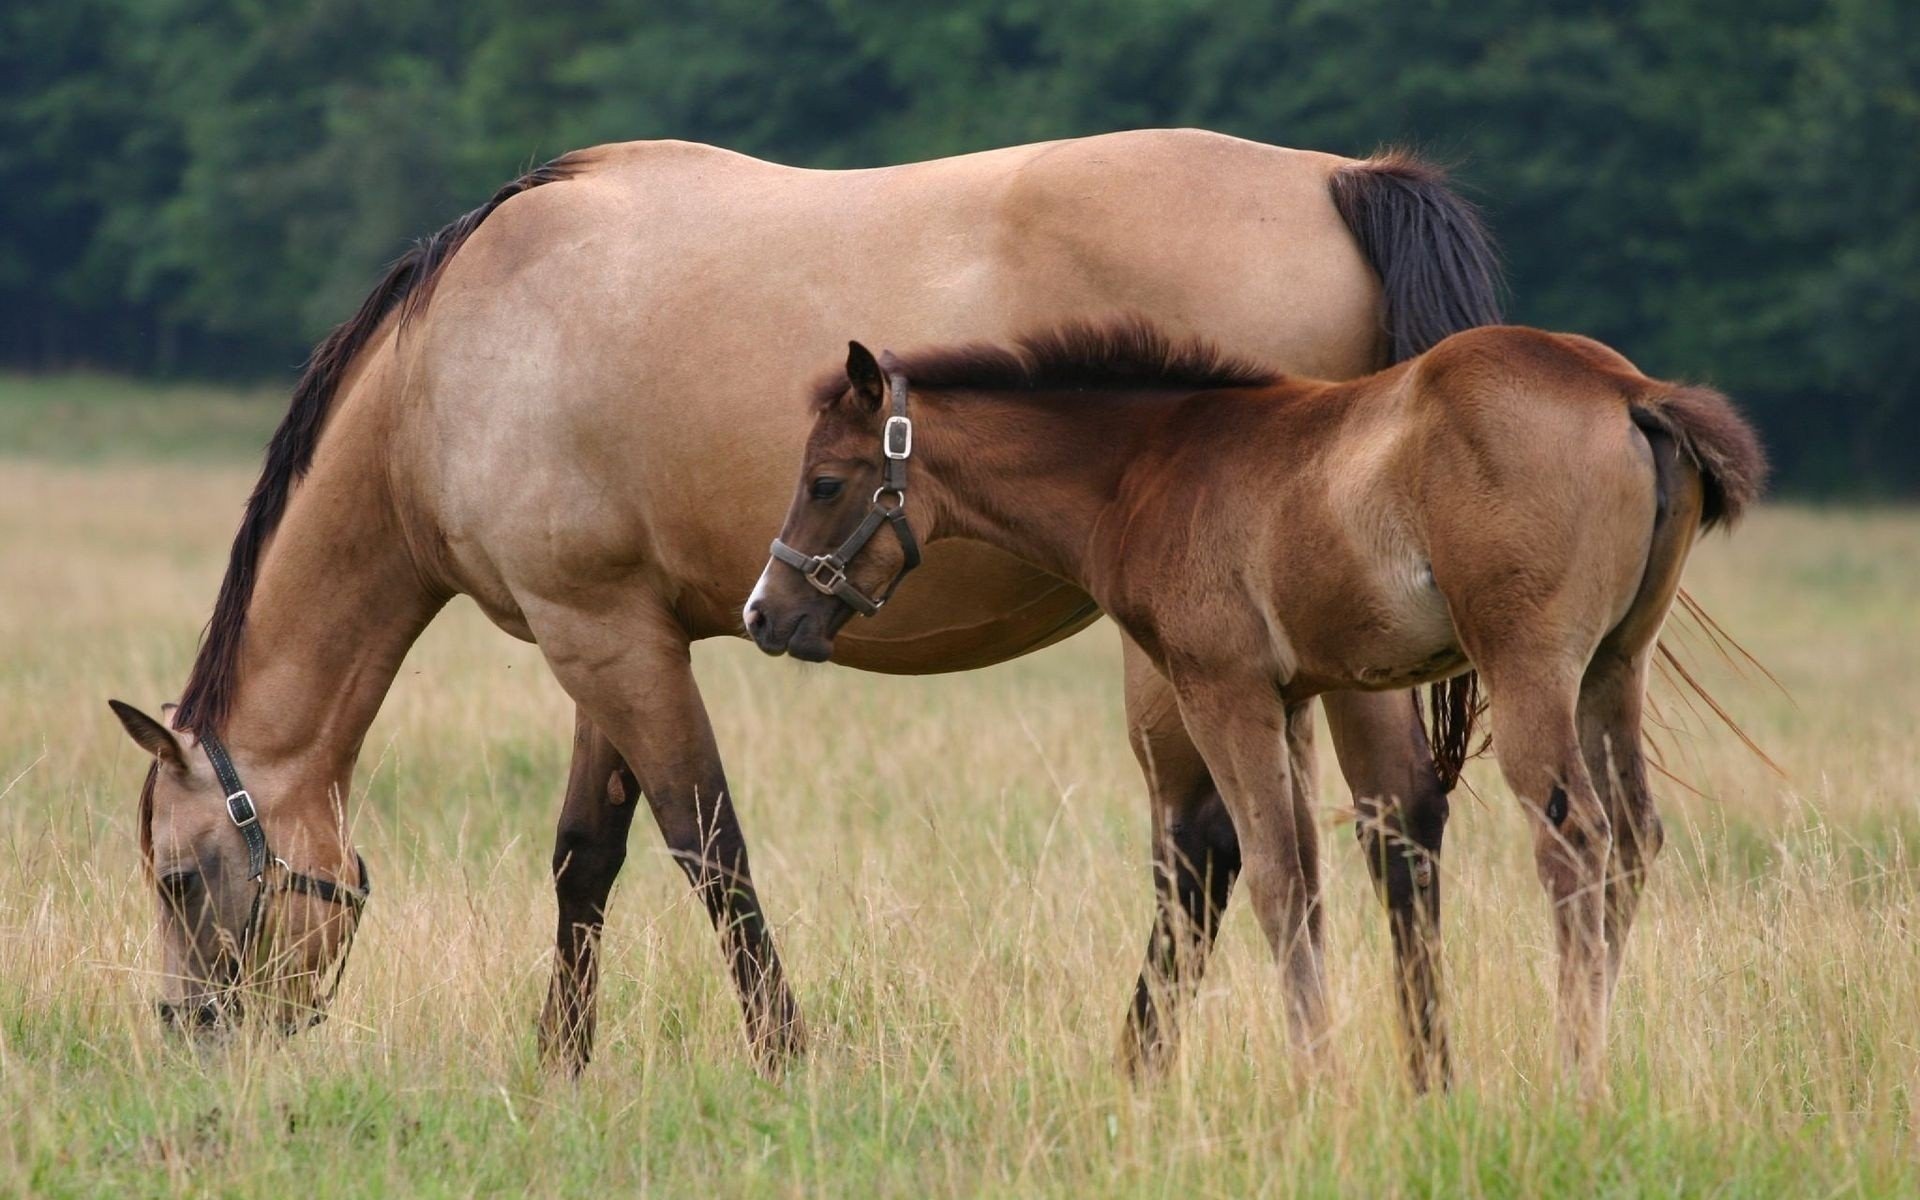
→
(918, 391, 1152, 585)
(218, 406, 443, 797)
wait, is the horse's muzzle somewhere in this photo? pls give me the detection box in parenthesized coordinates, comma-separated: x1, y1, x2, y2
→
(746, 605, 835, 661)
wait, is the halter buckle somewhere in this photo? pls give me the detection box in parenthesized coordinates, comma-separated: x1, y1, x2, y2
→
(883, 415, 912, 460)
(226, 789, 258, 828)
(804, 556, 848, 594)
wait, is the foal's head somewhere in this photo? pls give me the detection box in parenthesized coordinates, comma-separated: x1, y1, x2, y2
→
(746, 341, 919, 662)
(110, 701, 365, 1036)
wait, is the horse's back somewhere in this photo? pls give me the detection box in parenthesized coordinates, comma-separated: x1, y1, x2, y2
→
(391, 130, 1385, 654)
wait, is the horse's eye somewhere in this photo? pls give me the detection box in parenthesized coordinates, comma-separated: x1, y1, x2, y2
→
(810, 477, 843, 501)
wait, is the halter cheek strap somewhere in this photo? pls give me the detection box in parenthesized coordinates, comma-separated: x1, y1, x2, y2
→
(198, 730, 370, 1026)
(768, 369, 922, 615)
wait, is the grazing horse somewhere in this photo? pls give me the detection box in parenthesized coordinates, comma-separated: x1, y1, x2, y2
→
(106, 130, 1500, 1084)
(751, 321, 1764, 1090)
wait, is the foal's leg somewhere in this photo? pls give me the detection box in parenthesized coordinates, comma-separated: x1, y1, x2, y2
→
(1117, 641, 1241, 1073)
(1172, 673, 1328, 1054)
(539, 708, 642, 1072)
(530, 603, 803, 1071)
(1580, 434, 1701, 1002)
(1579, 652, 1662, 1001)
(1323, 690, 1453, 1092)
(1482, 660, 1613, 1092)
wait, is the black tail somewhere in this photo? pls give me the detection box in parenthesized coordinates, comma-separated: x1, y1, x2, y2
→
(1330, 149, 1504, 792)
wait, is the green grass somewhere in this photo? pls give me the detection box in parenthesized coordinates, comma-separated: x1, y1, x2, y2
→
(0, 372, 283, 462)
(3, 374, 1918, 1197)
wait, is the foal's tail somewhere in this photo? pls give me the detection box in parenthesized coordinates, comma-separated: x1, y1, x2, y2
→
(1628, 385, 1769, 532)
(1329, 150, 1504, 791)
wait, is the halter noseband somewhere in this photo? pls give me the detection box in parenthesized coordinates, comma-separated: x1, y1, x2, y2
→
(193, 729, 369, 1029)
(767, 366, 922, 615)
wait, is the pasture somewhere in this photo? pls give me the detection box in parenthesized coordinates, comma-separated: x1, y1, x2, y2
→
(2, 374, 1917, 1196)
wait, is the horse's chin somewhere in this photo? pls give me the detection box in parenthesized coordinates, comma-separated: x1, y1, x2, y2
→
(786, 628, 836, 663)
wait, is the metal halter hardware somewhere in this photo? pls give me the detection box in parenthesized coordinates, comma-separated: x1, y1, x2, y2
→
(194, 730, 370, 1030)
(767, 366, 923, 616)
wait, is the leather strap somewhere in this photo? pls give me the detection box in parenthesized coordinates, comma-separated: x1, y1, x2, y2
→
(202, 729, 270, 882)
(768, 366, 922, 615)
(196, 729, 370, 1026)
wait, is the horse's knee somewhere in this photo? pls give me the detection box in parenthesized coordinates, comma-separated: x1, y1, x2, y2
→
(1404, 779, 1450, 854)
(553, 823, 627, 895)
(1163, 786, 1238, 882)
(1178, 789, 1240, 865)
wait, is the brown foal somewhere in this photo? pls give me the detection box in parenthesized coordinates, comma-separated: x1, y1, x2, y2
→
(751, 319, 1764, 1091)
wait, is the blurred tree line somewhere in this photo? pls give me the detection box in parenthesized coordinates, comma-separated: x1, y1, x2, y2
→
(3, 0, 1915, 490)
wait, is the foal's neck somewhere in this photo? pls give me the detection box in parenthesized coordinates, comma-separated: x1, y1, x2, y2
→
(211, 397, 443, 817)
(915, 388, 1166, 585)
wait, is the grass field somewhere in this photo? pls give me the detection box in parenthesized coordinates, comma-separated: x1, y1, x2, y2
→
(2, 377, 1917, 1197)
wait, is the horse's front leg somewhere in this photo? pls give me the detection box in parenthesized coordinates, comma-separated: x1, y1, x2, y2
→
(529, 599, 804, 1073)
(1323, 690, 1453, 1092)
(1171, 671, 1328, 1056)
(539, 707, 641, 1074)
(1117, 637, 1242, 1074)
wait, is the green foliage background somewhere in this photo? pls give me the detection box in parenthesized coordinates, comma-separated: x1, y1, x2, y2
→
(4, 0, 1915, 490)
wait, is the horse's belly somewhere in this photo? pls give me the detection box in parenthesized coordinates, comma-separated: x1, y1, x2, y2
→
(1332, 570, 1464, 690)
(825, 541, 1101, 674)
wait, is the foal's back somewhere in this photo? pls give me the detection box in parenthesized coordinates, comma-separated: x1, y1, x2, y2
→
(1137, 325, 1754, 697)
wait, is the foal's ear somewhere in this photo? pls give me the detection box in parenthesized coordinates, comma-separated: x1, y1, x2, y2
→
(845, 341, 886, 412)
(109, 700, 186, 768)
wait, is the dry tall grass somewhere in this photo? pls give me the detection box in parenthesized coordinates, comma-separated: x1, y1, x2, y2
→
(3, 427, 1917, 1195)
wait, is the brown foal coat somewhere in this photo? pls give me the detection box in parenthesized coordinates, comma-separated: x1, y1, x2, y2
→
(109, 130, 1501, 1083)
(757, 321, 1764, 1090)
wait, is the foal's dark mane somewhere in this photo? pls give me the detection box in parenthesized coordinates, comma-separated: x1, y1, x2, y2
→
(811, 317, 1278, 411)
(172, 153, 586, 735)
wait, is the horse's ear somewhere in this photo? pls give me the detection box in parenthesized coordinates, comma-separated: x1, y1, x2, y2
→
(846, 341, 885, 412)
(109, 700, 185, 768)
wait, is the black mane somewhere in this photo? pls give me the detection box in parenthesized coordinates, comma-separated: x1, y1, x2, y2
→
(811, 316, 1277, 411)
(173, 153, 585, 734)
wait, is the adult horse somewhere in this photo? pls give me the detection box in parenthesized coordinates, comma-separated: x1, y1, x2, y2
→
(108, 129, 1498, 1087)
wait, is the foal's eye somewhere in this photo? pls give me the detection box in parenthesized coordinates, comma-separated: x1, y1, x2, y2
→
(810, 477, 843, 501)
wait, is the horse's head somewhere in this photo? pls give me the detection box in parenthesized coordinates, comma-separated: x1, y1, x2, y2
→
(746, 341, 921, 661)
(110, 700, 367, 1036)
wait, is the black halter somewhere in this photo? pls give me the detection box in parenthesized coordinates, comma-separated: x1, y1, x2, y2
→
(200, 729, 369, 1029)
(767, 366, 923, 615)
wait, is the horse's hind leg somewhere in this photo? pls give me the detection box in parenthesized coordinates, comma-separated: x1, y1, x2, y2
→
(1323, 690, 1453, 1092)
(1579, 651, 1661, 1002)
(1117, 640, 1241, 1074)
(1580, 430, 1703, 999)
(540, 708, 642, 1073)
(1479, 654, 1615, 1093)
(530, 600, 803, 1072)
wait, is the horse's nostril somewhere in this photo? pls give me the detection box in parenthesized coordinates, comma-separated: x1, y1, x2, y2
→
(745, 604, 767, 634)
